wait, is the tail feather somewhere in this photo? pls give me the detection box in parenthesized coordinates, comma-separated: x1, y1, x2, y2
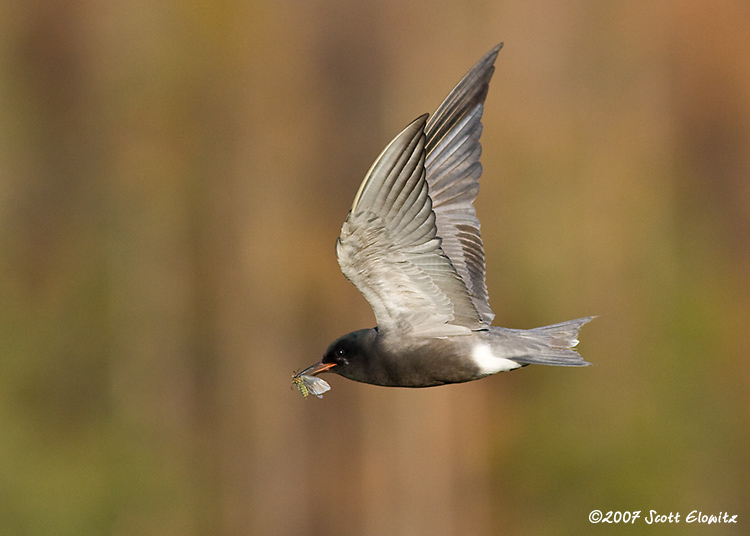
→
(504, 316, 595, 367)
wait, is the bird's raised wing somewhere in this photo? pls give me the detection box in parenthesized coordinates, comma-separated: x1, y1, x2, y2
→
(424, 44, 502, 326)
(336, 115, 483, 337)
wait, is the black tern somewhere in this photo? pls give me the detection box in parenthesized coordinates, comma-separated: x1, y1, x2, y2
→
(294, 44, 593, 398)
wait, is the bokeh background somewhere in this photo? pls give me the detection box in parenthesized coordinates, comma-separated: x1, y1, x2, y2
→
(1, 0, 749, 535)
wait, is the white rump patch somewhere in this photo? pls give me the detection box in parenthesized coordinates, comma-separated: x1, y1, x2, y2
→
(471, 343, 522, 375)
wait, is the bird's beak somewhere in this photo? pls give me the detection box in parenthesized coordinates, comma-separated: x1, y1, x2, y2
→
(298, 361, 336, 377)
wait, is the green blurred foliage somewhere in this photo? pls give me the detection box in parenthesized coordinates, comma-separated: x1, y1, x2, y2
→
(0, 0, 748, 535)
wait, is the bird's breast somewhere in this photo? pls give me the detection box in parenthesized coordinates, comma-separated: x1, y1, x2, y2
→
(366, 335, 487, 387)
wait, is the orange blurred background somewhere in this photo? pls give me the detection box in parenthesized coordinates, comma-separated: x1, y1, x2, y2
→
(1, 1, 748, 535)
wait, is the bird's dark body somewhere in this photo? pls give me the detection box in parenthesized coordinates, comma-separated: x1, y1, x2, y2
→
(325, 328, 484, 387)
(322, 316, 591, 388)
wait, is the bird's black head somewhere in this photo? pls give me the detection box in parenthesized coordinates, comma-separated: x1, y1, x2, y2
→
(320, 328, 377, 382)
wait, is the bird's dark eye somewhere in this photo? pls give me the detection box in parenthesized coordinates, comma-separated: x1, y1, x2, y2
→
(335, 348, 346, 357)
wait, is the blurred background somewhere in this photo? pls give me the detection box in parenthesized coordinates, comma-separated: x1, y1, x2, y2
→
(1, 0, 749, 535)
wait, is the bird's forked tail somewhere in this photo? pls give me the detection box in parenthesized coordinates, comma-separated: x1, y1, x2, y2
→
(503, 316, 595, 367)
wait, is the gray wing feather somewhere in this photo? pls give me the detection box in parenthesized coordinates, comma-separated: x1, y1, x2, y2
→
(337, 115, 482, 336)
(425, 44, 502, 326)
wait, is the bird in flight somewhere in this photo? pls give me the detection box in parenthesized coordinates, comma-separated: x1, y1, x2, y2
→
(293, 44, 593, 398)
